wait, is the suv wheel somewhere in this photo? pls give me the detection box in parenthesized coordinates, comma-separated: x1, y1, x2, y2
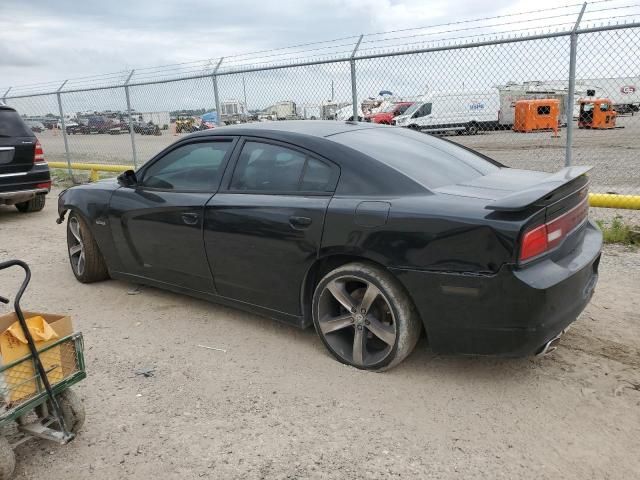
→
(312, 262, 422, 371)
(15, 194, 46, 213)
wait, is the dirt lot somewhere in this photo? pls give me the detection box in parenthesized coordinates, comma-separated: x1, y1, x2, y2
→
(0, 193, 639, 479)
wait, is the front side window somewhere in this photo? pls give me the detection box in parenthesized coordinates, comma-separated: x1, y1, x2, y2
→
(141, 141, 232, 191)
(230, 141, 336, 193)
(537, 105, 551, 116)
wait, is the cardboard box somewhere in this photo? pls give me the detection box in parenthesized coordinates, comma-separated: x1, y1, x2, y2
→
(0, 311, 73, 404)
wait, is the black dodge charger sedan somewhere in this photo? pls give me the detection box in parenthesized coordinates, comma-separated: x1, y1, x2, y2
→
(57, 121, 601, 370)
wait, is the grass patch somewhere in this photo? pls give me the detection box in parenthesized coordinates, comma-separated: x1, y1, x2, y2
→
(596, 216, 640, 245)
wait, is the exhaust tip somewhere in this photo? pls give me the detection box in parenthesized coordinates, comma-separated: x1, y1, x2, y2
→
(536, 327, 570, 357)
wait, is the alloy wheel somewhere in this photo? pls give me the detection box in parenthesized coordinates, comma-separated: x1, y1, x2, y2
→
(317, 276, 397, 368)
(68, 216, 86, 276)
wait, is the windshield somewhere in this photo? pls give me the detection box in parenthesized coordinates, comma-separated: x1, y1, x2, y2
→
(401, 101, 422, 117)
(395, 103, 411, 115)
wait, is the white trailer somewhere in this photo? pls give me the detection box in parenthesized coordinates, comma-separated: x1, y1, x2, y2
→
(393, 91, 499, 134)
(577, 77, 640, 114)
(139, 111, 170, 128)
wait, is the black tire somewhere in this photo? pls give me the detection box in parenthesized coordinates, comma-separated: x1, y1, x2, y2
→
(466, 122, 479, 135)
(15, 194, 46, 213)
(0, 437, 15, 480)
(48, 389, 85, 434)
(312, 262, 422, 371)
(67, 212, 109, 283)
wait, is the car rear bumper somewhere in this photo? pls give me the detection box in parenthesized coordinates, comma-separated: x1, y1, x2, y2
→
(0, 164, 51, 204)
(391, 221, 603, 356)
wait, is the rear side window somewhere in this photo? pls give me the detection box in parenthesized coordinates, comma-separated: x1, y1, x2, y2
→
(331, 128, 500, 189)
(0, 110, 32, 137)
(142, 141, 232, 191)
(230, 141, 337, 193)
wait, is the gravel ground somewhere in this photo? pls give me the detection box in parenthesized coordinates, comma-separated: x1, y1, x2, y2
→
(0, 191, 638, 479)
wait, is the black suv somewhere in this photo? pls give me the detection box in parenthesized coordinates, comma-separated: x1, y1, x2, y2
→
(0, 104, 51, 212)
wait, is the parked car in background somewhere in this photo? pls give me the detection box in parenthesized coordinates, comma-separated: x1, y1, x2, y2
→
(134, 121, 161, 135)
(57, 121, 601, 371)
(0, 105, 51, 212)
(25, 120, 45, 133)
(66, 122, 90, 135)
(366, 102, 413, 124)
(87, 115, 114, 133)
(393, 91, 500, 134)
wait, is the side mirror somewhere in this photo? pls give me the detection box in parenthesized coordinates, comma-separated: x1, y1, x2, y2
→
(117, 169, 138, 188)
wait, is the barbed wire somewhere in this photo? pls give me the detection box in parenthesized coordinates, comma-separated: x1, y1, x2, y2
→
(2, 1, 640, 96)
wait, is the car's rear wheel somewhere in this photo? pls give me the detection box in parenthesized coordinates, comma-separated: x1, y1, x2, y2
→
(67, 212, 109, 283)
(312, 262, 421, 371)
(15, 194, 46, 213)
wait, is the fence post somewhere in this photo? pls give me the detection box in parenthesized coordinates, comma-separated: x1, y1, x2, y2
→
(565, 2, 587, 167)
(212, 57, 224, 126)
(55, 80, 73, 178)
(1, 87, 10, 104)
(124, 70, 137, 168)
(350, 35, 364, 122)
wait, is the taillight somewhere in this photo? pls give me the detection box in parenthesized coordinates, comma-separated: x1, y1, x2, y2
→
(34, 140, 45, 164)
(36, 181, 52, 190)
(519, 198, 589, 262)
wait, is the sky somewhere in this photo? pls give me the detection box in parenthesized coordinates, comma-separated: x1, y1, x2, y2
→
(2, 0, 638, 117)
(1, 0, 572, 90)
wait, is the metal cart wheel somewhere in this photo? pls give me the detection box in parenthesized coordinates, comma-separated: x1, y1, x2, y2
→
(48, 390, 85, 434)
(0, 437, 15, 480)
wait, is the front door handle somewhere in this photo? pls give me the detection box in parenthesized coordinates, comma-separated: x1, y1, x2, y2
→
(181, 212, 199, 225)
(289, 216, 312, 229)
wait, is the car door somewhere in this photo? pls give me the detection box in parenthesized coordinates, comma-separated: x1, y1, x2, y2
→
(204, 138, 339, 316)
(109, 137, 236, 292)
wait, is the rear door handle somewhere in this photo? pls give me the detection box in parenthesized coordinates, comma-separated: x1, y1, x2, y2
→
(181, 212, 199, 225)
(289, 216, 312, 229)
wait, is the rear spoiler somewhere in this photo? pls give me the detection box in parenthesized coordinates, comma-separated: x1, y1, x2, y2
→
(486, 166, 592, 212)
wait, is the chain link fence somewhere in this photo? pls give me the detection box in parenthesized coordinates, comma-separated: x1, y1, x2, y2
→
(2, 3, 639, 219)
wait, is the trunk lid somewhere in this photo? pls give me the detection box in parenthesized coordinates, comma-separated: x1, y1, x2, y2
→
(435, 166, 591, 264)
(434, 166, 590, 211)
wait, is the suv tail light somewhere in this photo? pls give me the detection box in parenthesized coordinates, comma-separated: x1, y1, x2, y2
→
(34, 140, 45, 164)
(519, 198, 589, 262)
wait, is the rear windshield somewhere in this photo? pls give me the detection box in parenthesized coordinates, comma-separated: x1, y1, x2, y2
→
(0, 109, 32, 137)
(331, 127, 501, 189)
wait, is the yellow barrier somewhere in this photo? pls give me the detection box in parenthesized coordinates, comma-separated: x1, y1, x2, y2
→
(48, 162, 133, 182)
(589, 193, 640, 210)
(49, 162, 640, 210)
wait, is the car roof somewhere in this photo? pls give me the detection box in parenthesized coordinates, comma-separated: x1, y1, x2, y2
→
(192, 120, 384, 139)
(0, 104, 16, 112)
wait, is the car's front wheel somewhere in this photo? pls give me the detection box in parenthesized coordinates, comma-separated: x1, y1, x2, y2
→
(67, 212, 109, 283)
(15, 194, 46, 213)
(312, 262, 422, 371)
